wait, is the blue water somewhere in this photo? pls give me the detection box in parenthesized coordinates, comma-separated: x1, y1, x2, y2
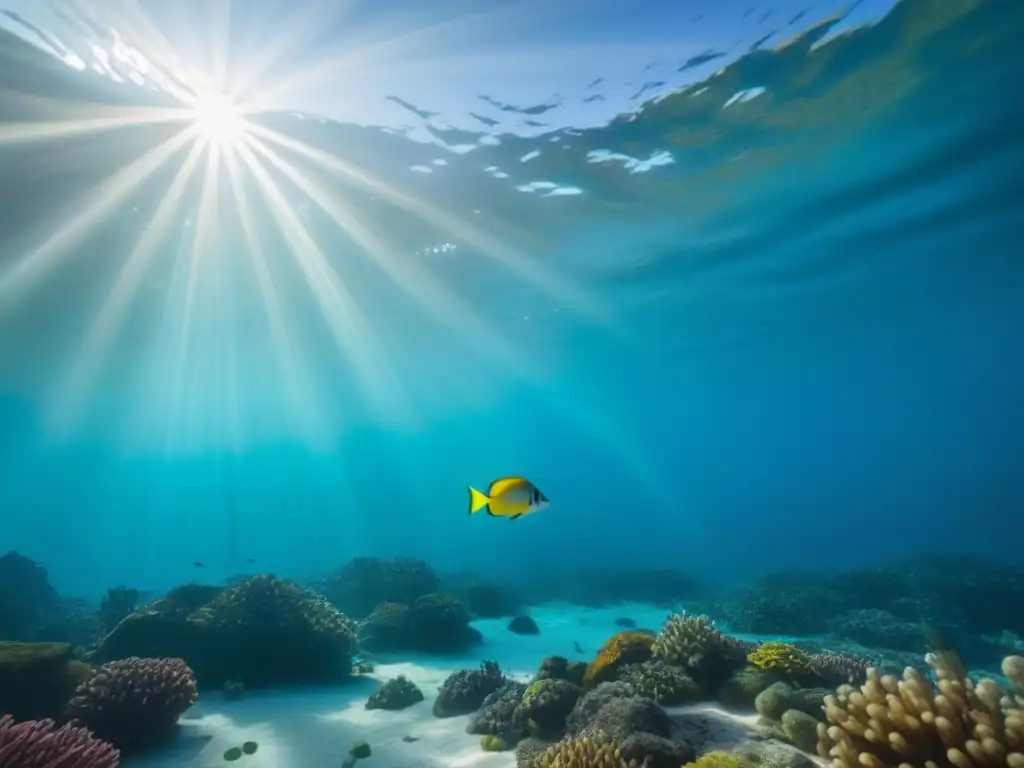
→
(0, 0, 1022, 599)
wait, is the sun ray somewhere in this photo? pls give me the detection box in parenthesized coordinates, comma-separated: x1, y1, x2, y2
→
(246, 124, 609, 321)
(243, 134, 534, 380)
(171, 140, 221, 409)
(47, 138, 208, 436)
(0, 127, 197, 312)
(220, 0, 362, 106)
(0, 105, 192, 145)
(222, 145, 329, 448)
(241, 4, 528, 115)
(233, 141, 411, 423)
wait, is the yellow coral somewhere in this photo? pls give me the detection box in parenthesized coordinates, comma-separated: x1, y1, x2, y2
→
(683, 750, 748, 768)
(817, 652, 1024, 768)
(584, 631, 655, 686)
(480, 734, 512, 751)
(747, 642, 812, 677)
(535, 735, 637, 768)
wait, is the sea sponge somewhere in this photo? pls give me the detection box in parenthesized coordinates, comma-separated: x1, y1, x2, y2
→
(585, 631, 655, 686)
(651, 612, 747, 687)
(64, 656, 197, 753)
(0, 714, 120, 767)
(535, 734, 638, 768)
(816, 652, 1024, 767)
(747, 642, 813, 678)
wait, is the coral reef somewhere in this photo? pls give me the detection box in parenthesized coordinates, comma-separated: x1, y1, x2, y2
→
(816, 652, 1024, 767)
(683, 751, 748, 768)
(808, 651, 873, 687)
(433, 661, 506, 717)
(0, 551, 60, 639)
(651, 612, 748, 690)
(64, 657, 197, 753)
(408, 593, 478, 651)
(365, 676, 424, 711)
(826, 609, 926, 653)
(519, 678, 582, 738)
(536, 655, 588, 686)
(456, 580, 519, 618)
(317, 557, 439, 618)
(0, 642, 91, 721)
(585, 631, 656, 686)
(535, 734, 638, 768)
(617, 660, 700, 705)
(98, 589, 139, 635)
(467, 680, 528, 736)
(0, 714, 120, 767)
(748, 642, 814, 680)
(358, 603, 411, 651)
(94, 576, 356, 687)
(481, 733, 514, 751)
(567, 682, 637, 736)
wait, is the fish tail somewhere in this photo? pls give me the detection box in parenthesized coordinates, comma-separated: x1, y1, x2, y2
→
(468, 486, 490, 515)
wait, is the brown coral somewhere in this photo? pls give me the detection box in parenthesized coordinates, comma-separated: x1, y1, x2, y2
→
(535, 734, 638, 768)
(816, 652, 1024, 768)
(584, 632, 655, 687)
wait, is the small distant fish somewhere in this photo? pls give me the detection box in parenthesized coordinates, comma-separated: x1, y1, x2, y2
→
(246, 558, 256, 564)
(468, 476, 549, 519)
(573, 640, 584, 654)
(193, 561, 204, 568)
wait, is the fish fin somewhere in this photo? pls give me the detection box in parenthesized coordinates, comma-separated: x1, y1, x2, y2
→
(487, 476, 528, 497)
(509, 513, 523, 520)
(468, 486, 491, 515)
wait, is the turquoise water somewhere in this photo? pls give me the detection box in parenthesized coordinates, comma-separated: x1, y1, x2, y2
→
(0, 0, 1022, 599)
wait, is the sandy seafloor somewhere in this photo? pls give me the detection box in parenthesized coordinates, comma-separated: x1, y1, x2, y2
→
(125, 602, 827, 768)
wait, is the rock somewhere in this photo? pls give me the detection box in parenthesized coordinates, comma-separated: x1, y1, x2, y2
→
(509, 615, 540, 635)
(0, 641, 90, 720)
(365, 676, 424, 711)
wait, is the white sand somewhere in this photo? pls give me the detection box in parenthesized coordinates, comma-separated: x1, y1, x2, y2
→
(124, 603, 817, 767)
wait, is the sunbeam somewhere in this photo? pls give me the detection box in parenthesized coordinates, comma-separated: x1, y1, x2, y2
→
(222, 146, 329, 449)
(47, 138, 208, 436)
(242, 134, 534, 381)
(0, 127, 197, 312)
(246, 123, 610, 322)
(233, 140, 412, 424)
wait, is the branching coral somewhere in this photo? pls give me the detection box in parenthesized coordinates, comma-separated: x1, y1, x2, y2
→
(809, 651, 873, 687)
(64, 657, 197, 753)
(747, 642, 813, 678)
(585, 631, 655, 686)
(0, 714, 120, 767)
(816, 652, 1024, 767)
(535, 734, 638, 768)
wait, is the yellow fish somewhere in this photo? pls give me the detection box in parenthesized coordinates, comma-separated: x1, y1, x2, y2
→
(468, 476, 550, 520)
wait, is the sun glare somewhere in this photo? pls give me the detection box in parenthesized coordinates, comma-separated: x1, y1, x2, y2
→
(190, 91, 244, 145)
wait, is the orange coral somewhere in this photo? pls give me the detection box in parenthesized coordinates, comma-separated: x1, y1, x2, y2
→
(584, 631, 655, 687)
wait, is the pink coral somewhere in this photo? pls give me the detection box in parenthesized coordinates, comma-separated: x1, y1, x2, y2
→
(0, 714, 119, 767)
(65, 657, 197, 753)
